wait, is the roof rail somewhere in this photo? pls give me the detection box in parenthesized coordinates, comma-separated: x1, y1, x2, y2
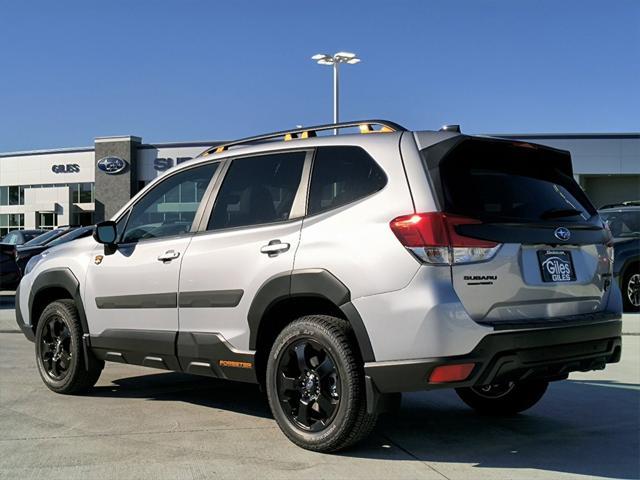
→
(197, 119, 407, 158)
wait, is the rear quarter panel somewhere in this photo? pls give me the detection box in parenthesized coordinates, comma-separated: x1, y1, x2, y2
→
(294, 134, 420, 299)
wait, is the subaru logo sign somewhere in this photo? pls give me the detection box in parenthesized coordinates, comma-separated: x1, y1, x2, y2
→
(554, 227, 571, 241)
(97, 156, 127, 175)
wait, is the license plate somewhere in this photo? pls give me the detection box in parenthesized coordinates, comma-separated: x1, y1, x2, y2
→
(537, 250, 576, 282)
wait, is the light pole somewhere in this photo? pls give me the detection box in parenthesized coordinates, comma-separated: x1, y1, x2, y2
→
(311, 52, 361, 133)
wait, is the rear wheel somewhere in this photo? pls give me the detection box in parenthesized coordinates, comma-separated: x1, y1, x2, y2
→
(456, 380, 548, 415)
(622, 270, 640, 312)
(35, 299, 104, 394)
(266, 315, 377, 452)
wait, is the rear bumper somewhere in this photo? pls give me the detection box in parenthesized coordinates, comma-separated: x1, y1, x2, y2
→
(365, 318, 622, 393)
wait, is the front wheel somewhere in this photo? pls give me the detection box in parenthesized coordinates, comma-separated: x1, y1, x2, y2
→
(35, 299, 104, 394)
(456, 380, 548, 415)
(266, 315, 377, 452)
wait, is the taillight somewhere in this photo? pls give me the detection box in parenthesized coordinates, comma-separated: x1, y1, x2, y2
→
(389, 212, 501, 265)
(429, 363, 475, 383)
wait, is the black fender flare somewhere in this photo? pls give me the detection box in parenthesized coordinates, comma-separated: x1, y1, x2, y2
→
(28, 267, 90, 335)
(247, 268, 375, 362)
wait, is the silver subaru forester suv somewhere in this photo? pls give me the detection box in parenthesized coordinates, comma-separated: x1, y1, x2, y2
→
(15, 120, 622, 452)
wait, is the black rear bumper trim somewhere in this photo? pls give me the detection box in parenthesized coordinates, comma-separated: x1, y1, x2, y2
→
(479, 311, 620, 331)
(365, 319, 622, 393)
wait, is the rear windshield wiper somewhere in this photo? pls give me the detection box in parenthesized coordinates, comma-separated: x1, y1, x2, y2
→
(540, 208, 583, 219)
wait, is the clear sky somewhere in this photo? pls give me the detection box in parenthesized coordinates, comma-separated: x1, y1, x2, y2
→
(0, 0, 638, 151)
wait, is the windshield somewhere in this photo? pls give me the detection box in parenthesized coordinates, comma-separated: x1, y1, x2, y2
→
(23, 229, 62, 246)
(47, 226, 93, 246)
(600, 210, 640, 238)
(427, 138, 596, 223)
(22, 231, 44, 242)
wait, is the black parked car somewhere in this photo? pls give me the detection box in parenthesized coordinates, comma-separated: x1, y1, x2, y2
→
(0, 243, 21, 289)
(1, 228, 71, 290)
(20, 227, 74, 248)
(15, 226, 94, 275)
(599, 203, 640, 312)
(0, 229, 46, 245)
(1, 226, 82, 290)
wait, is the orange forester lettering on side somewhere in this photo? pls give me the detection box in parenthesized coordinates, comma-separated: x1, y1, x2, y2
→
(219, 360, 252, 369)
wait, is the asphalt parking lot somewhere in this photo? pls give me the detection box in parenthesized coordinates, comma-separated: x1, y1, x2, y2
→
(0, 292, 638, 479)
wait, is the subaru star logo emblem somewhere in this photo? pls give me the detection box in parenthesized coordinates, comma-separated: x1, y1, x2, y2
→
(554, 227, 571, 241)
(97, 156, 127, 175)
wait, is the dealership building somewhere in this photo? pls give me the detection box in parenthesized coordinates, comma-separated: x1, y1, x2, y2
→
(0, 132, 638, 237)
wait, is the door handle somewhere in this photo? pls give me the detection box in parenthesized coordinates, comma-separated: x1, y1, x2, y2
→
(157, 250, 180, 262)
(260, 240, 290, 256)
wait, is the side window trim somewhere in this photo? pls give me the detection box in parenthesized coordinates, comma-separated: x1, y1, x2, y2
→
(189, 161, 226, 233)
(194, 159, 231, 232)
(118, 161, 220, 245)
(194, 149, 313, 233)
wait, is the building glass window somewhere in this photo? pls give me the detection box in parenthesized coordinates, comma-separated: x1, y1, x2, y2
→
(37, 213, 57, 230)
(72, 212, 94, 226)
(8, 186, 20, 205)
(79, 183, 93, 203)
(0, 213, 24, 237)
(0, 186, 26, 205)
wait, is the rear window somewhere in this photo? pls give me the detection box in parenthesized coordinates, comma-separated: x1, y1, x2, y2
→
(308, 146, 386, 215)
(424, 138, 596, 223)
(599, 210, 640, 238)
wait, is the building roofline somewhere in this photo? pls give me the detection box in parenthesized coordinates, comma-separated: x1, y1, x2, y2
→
(138, 140, 225, 149)
(0, 146, 94, 158)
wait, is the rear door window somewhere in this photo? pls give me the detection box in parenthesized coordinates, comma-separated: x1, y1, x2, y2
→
(207, 151, 306, 230)
(427, 138, 596, 223)
(308, 146, 386, 215)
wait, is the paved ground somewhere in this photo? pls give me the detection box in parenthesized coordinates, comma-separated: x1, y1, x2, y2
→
(0, 293, 638, 479)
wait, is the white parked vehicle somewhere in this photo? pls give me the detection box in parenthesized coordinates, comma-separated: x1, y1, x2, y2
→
(16, 120, 622, 452)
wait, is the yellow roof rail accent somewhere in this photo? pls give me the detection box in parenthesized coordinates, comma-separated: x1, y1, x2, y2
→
(359, 124, 373, 134)
(300, 130, 317, 139)
(215, 146, 227, 153)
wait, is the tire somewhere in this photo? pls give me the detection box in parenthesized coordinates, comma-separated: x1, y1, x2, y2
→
(456, 380, 549, 415)
(266, 315, 377, 452)
(35, 299, 104, 394)
(622, 268, 640, 312)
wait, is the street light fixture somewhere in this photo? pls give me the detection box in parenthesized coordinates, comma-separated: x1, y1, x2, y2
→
(311, 51, 361, 133)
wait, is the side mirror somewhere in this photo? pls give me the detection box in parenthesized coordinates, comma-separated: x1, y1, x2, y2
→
(93, 221, 117, 245)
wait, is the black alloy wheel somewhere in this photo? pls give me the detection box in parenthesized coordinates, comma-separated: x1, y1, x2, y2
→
(456, 380, 549, 415)
(35, 299, 104, 394)
(625, 272, 640, 311)
(276, 338, 340, 432)
(266, 315, 378, 452)
(471, 381, 516, 399)
(40, 316, 73, 380)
